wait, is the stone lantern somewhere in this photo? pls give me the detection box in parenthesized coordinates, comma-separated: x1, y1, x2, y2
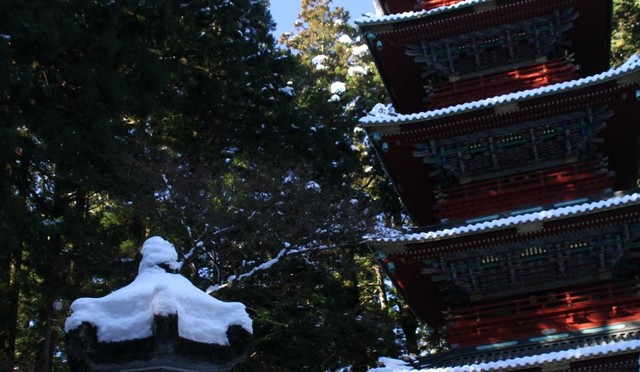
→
(65, 237, 252, 371)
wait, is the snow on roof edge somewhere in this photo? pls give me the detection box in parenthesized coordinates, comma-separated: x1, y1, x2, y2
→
(368, 192, 640, 244)
(372, 336, 640, 371)
(360, 55, 640, 127)
(355, 0, 486, 26)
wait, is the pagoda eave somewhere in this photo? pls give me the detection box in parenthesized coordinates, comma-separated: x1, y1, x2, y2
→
(362, 61, 640, 134)
(412, 321, 640, 371)
(372, 193, 640, 259)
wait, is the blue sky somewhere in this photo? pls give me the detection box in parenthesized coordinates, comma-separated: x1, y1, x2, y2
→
(269, 0, 376, 38)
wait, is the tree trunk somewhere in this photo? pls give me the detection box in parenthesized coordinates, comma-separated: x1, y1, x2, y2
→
(400, 304, 419, 356)
(0, 247, 22, 371)
(374, 264, 388, 311)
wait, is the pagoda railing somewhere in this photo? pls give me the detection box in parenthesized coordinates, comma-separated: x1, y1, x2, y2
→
(436, 160, 613, 221)
(414, 105, 610, 182)
(406, 8, 577, 82)
(417, 0, 466, 12)
(425, 57, 578, 109)
(446, 280, 640, 347)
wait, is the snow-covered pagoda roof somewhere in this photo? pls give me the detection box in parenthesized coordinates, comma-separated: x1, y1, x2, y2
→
(372, 322, 640, 371)
(361, 55, 640, 128)
(369, 192, 640, 244)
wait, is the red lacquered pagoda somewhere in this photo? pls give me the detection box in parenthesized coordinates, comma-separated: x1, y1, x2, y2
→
(359, 0, 640, 370)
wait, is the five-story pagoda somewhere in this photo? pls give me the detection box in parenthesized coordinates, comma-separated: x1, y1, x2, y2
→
(358, 0, 640, 370)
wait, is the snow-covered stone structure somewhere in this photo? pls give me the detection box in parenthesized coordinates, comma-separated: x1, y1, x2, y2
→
(358, 0, 640, 370)
(65, 236, 252, 371)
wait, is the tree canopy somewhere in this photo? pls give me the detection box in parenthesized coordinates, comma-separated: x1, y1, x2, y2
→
(612, 0, 640, 65)
(0, 0, 400, 370)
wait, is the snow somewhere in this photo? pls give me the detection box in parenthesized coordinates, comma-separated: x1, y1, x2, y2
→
(306, 180, 322, 192)
(312, 54, 329, 70)
(311, 54, 328, 65)
(206, 242, 332, 293)
(369, 357, 412, 371)
(328, 94, 341, 102)
(283, 172, 295, 183)
(372, 0, 385, 16)
(338, 34, 354, 44)
(352, 44, 370, 57)
(356, 0, 491, 26)
(226, 248, 288, 285)
(138, 236, 181, 274)
(368, 192, 640, 242)
(361, 55, 640, 126)
(367, 103, 397, 120)
(279, 86, 295, 96)
(65, 237, 252, 345)
(348, 65, 368, 76)
(330, 81, 347, 94)
(370, 337, 640, 371)
(370, 223, 405, 240)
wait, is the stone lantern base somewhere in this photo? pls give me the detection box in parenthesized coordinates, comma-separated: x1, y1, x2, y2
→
(67, 313, 252, 371)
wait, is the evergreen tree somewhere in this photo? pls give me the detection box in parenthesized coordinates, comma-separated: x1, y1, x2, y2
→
(0, 0, 285, 369)
(156, 4, 400, 368)
(0, 0, 148, 368)
(258, 1, 409, 369)
(612, 0, 640, 66)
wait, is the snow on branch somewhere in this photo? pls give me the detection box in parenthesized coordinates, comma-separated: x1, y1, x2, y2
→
(205, 241, 352, 294)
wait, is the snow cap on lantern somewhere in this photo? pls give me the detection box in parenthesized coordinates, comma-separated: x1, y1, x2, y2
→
(65, 236, 253, 345)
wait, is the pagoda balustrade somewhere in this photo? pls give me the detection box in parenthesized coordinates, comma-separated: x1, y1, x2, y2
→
(423, 223, 640, 303)
(378, 0, 468, 14)
(406, 8, 576, 82)
(435, 160, 613, 221)
(410, 104, 613, 220)
(384, 0, 591, 19)
(414, 106, 610, 181)
(417, 0, 467, 11)
(364, 0, 612, 114)
(424, 57, 579, 109)
(445, 280, 640, 347)
(375, 0, 583, 46)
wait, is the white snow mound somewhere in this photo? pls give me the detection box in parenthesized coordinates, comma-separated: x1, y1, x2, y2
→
(64, 236, 253, 345)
